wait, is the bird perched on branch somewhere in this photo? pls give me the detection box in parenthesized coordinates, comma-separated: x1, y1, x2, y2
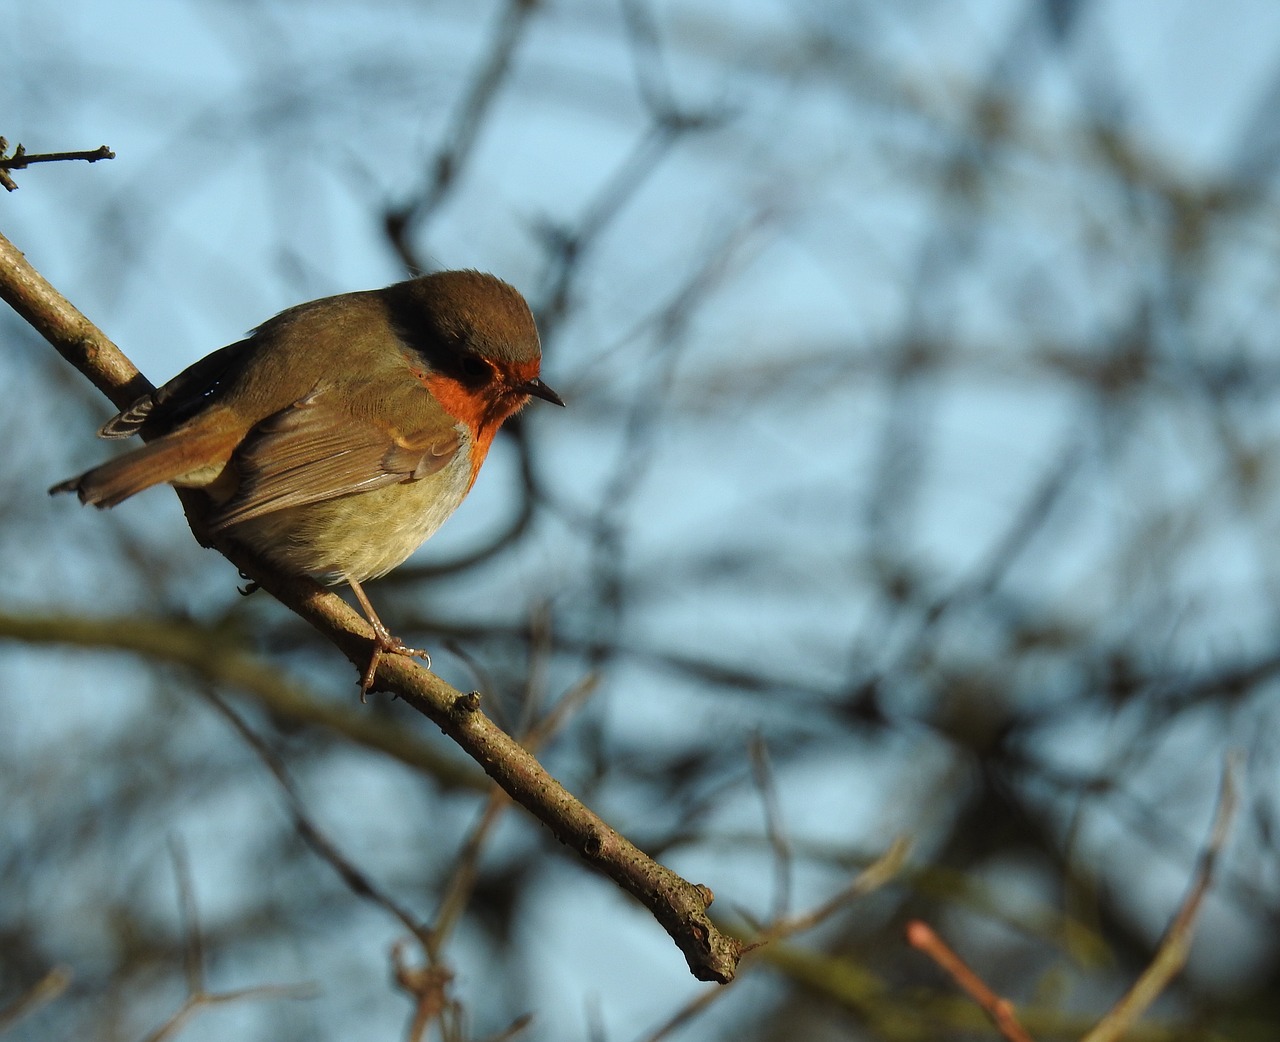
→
(52, 270, 564, 694)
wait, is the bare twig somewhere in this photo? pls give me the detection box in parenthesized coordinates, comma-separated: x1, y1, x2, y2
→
(636, 837, 910, 1042)
(169, 839, 205, 996)
(385, 0, 537, 269)
(138, 831, 315, 1042)
(1080, 752, 1242, 1042)
(391, 666, 596, 1037)
(0, 138, 114, 191)
(906, 753, 1243, 1042)
(139, 983, 316, 1042)
(760, 836, 910, 940)
(475, 1012, 534, 1042)
(428, 672, 599, 959)
(0, 965, 73, 1033)
(748, 734, 792, 924)
(205, 690, 431, 942)
(906, 920, 1037, 1042)
(632, 985, 724, 1042)
(392, 943, 460, 1042)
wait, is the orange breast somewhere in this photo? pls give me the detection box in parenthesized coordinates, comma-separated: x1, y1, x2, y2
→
(413, 370, 501, 489)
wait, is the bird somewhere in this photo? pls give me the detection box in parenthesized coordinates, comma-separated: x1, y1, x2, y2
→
(51, 270, 564, 695)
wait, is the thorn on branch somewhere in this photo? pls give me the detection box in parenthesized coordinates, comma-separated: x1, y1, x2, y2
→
(0, 138, 116, 191)
(451, 690, 482, 715)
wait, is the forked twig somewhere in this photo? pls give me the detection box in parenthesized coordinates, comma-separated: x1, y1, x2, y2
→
(908, 752, 1243, 1042)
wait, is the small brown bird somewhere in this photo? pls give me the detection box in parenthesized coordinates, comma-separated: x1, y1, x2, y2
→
(52, 270, 563, 693)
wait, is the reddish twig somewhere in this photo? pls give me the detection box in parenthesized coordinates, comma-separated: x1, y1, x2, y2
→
(907, 752, 1243, 1042)
(906, 920, 1036, 1042)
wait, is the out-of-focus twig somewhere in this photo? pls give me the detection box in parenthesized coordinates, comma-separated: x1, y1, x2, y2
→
(0, 965, 73, 1033)
(204, 690, 431, 942)
(1080, 752, 1242, 1042)
(757, 836, 911, 941)
(139, 982, 316, 1042)
(636, 837, 910, 1042)
(906, 920, 1037, 1042)
(413, 648, 595, 1039)
(385, 0, 537, 270)
(748, 734, 793, 924)
(906, 753, 1242, 1042)
(0, 609, 484, 790)
(137, 834, 315, 1042)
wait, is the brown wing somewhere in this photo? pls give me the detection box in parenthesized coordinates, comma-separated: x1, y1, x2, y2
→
(208, 389, 461, 531)
(99, 339, 258, 440)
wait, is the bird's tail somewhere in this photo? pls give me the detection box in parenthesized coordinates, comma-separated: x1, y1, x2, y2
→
(50, 423, 240, 508)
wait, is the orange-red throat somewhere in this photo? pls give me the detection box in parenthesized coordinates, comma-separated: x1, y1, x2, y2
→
(413, 359, 548, 487)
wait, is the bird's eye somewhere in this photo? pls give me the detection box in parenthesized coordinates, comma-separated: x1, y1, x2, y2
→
(458, 356, 489, 381)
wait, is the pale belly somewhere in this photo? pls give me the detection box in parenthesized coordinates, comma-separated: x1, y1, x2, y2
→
(226, 451, 474, 584)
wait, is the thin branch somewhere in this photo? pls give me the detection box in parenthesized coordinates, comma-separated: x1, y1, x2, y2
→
(169, 838, 205, 996)
(905, 753, 1243, 1042)
(0, 138, 114, 191)
(748, 734, 793, 924)
(141, 827, 315, 1042)
(1080, 752, 1242, 1042)
(392, 943, 460, 1042)
(139, 983, 316, 1042)
(428, 671, 599, 960)
(203, 690, 431, 944)
(906, 920, 1037, 1042)
(0, 966, 73, 1033)
(758, 836, 910, 940)
(398, 669, 597, 1035)
(636, 837, 910, 1042)
(385, 0, 538, 269)
(475, 1012, 534, 1042)
(2, 230, 741, 984)
(632, 986, 723, 1042)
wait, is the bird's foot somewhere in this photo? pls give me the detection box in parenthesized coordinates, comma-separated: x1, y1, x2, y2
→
(360, 624, 432, 702)
(347, 576, 431, 701)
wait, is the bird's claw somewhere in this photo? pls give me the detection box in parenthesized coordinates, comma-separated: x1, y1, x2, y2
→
(359, 629, 431, 702)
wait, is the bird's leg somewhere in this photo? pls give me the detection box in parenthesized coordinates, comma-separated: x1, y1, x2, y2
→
(346, 576, 431, 701)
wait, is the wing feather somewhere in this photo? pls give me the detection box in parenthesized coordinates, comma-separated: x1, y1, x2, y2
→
(209, 389, 462, 530)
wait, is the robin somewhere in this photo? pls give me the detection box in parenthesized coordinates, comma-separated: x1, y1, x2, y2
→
(51, 270, 564, 695)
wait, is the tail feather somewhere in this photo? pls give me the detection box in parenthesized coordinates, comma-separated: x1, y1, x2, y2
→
(50, 423, 241, 508)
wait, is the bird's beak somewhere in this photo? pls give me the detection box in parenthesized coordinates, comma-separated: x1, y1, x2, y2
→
(521, 377, 565, 407)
